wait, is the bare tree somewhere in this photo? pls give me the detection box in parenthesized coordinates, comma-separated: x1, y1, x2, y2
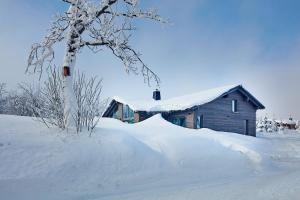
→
(37, 68, 65, 129)
(0, 83, 7, 114)
(73, 71, 107, 134)
(26, 0, 166, 129)
(20, 67, 106, 133)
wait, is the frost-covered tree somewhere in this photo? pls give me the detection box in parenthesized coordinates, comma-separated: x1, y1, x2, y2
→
(27, 0, 165, 129)
(257, 116, 279, 133)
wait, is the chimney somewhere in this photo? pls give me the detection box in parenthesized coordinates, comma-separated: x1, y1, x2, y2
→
(153, 89, 161, 101)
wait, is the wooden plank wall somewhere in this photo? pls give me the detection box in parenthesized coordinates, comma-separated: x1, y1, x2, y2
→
(116, 103, 123, 121)
(134, 112, 139, 123)
(195, 90, 257, 136)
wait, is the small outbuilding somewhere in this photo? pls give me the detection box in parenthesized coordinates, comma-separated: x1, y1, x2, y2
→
(103, 85, 265, 137)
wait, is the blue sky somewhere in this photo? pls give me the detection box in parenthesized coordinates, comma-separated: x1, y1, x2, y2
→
(0, 0, 300, 119)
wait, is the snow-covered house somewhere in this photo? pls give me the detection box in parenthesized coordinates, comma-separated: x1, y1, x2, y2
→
(282, 118, 297, 130)
(103, 85, 265, 136)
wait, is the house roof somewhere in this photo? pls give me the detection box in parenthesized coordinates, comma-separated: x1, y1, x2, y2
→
(105, 84, 265, 113)
(282, 119, 296, 125)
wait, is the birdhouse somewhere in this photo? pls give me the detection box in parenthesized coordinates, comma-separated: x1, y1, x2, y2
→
(63, 66, 70, 77)
(153, 89, 161, 101)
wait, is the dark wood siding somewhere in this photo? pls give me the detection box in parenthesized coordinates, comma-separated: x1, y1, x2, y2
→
(194, 90, 257, 136)
(137, 111, 159, 122)
(162, 90, 257, 136)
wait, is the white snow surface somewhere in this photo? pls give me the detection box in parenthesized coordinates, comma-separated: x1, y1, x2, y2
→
(1, 114, 300, 200)
(111, 84, 240, 111)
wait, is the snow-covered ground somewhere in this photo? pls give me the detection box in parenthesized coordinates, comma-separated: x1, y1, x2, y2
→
(0, 114, 300, 200)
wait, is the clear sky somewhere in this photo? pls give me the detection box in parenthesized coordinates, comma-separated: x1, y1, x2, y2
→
(0, 0, 299, 119)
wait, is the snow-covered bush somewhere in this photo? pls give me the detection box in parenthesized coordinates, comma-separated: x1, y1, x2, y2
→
(20, 68, 106, 133)
(1, 83, 41, 117)
(5, 88, 39, 117)
(256, 116, 278, 133)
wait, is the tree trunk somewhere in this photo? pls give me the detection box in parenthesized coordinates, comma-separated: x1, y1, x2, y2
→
(62, 48, 77, 129)
(62, 5, 85, 130)
(62, 25, 79, 130)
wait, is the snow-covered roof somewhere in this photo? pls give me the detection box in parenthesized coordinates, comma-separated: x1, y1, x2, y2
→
(108, 84, 264, 112)
(282, 119, 296, 125)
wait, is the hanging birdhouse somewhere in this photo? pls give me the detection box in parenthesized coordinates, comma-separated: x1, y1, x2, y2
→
(63, 66, 70, 77)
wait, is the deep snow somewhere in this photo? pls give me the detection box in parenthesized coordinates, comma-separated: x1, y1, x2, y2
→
(0, 114, 300, 200)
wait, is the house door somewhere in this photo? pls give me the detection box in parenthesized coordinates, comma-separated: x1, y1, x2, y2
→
(244, 120, 249, 135)
(196, 115, 203, 129)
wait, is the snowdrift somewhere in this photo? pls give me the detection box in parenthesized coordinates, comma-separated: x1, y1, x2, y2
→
(0, 114, 300, 200)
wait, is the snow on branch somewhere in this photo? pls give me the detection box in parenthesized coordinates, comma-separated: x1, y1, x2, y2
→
(26, 14, 70, 78)
(27, 0, 166, 86)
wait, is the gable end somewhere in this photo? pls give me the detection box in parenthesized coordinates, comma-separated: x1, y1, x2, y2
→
(220, 85, 265, 110)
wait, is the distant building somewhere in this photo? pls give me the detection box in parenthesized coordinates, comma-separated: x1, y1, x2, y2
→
(103, 85, 265, 137)
(282, 118, 297, 130)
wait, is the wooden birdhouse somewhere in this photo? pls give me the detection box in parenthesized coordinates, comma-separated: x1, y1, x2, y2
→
(63, 66, 70, 77)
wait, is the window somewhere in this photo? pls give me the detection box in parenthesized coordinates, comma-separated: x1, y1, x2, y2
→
(172, 118, 179, 125)
(179, 117, 186, 127)
(196, 115, 203, 129)
(232, 100, 237, 112)
(112, 110, 118, 119)
(244, 120, 249, 135)
(111, 106, 118, 119)
(172, 117, 186, 127)
(123, 105, 134, 123)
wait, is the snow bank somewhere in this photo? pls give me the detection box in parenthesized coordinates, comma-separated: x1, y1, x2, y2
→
(128, 115, 262, 168)
(1, 114, 300, 200)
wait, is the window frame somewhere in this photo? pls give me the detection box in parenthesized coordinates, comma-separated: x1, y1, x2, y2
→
(122, 105, 134, 123)
(172, 116, 186, 127)
(196, 115, 203, 129)
(232, 99, 237, 113)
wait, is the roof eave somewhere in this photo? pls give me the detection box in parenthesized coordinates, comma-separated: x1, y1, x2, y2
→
(235, 85, 265, 110)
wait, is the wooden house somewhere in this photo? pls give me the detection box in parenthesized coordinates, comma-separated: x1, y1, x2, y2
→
(103, 85, 265, 137)
(282, 118, 297, 130)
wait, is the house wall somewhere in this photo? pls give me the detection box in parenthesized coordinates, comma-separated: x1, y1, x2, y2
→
(194, 90, 257, 136)
(102, 101, 119, 118)
(283, 124, 296, 130)
(137, 111, 160, 122)
(103, 101, 123, 121)
(164, 112, 194, 128)
(116, 103, 123, 121)
(134, 112, 139, 123)
(163, 90, 257, 136)
(104, 101, 156, 123)
(186, 113, 194, 128)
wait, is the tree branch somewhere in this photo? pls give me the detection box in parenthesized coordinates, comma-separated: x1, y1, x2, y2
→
(28, 0, 165, 86)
